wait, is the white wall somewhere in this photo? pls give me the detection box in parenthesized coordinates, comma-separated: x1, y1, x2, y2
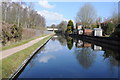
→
(94, 29, 102, 36)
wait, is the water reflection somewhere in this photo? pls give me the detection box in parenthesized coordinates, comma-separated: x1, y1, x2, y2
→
(66, 36, 74, 50)
(29, 46, 46, 68)
(18, 35, 120, 78)
(52, 35, 120, 67)
(39, 55, 56, 63)
(76, 47, 96, 69)
(51, 34, 67, 46)
(65, 35, 120, 67)
(103, 49, 120, 66)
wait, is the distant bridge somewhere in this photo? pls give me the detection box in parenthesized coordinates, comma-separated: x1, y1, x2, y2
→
(47, 27, 58, 31)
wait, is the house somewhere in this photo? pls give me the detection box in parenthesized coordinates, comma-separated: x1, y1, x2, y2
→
(75, 23, 84, 35)
(83, 29, 93, 36)
(75, 23, 103, 36)
(78, 30, 83, 35)
(76, 23, 83, 30)
(93, 28, 102, 36)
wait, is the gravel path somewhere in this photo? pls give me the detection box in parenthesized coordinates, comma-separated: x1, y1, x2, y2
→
(0, 35, 50, 60)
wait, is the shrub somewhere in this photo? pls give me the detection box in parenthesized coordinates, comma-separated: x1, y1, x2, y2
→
(101, 22, 115, 35)
(2, 22, 22, 45)
(66, 20, 74, 33)
(110, 24, 120, 37)
(106, 22, 114, 35)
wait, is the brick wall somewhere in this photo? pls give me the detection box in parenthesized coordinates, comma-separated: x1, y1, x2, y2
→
(84, 29, 93, 36)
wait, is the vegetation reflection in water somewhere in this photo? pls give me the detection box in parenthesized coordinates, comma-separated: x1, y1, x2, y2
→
(18, 34, 120, 78)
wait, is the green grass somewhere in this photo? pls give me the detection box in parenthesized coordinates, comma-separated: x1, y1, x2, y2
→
(0, 34, 53, 79)
(1, 34, 47, 51)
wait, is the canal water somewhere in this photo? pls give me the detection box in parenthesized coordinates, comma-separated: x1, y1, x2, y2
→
(17, 35, 119, 78)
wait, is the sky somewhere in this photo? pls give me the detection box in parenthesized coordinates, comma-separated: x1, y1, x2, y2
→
(32, 1, 118, 26)
(18, 0, 118, 26)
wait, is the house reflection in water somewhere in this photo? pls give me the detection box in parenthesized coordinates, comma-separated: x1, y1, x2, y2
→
(92, 45, 102, 51)
(83, 42, 92, 48)
(75, 40, 92, 48)
(75, 39, 102, 51)
(75, 40, 83, 48)
(52, 35, 119, 68)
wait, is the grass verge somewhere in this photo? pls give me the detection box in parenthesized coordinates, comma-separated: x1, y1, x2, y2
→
(0, 34, 53, 79)
(1, 34, 47, 51)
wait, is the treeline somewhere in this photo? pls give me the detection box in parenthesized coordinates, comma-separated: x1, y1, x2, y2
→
(1, 2, 46, 45)
(76, 3, 119, 37)
(2, 2, 46, 29)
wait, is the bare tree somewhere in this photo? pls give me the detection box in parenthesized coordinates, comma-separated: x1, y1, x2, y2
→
(111, 4, 119, 26)
(57, 21, 67, 33)
(2, 2, 46, 30)
(2, 2, 46, 45)
(76, 3, 97, 28)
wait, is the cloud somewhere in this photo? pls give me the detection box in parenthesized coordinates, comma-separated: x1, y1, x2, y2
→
(43, 42, 63, 53)
(38, 10, 67, 21)
(39, 0, 54, 8)
(39, 55, 55, 63)
(38, 10, 68, 25)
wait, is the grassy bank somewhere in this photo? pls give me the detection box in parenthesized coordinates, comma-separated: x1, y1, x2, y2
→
(2, 34, 47, 51)
(1, 34, 53, 79)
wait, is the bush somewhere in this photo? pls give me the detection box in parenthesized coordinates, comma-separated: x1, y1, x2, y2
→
(106, 22, 114, 35)
(2, 22, 22, 45)
(66, 20, 74, 33)
(110, 24, 120, 38)
(11, 25, 22, 40)
(101, 22, 115, 35)
(91, 24, 97, 29)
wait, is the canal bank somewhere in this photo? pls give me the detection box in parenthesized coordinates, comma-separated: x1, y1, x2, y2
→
(1, 34, 54, 79)
(70, 34, 120, 46)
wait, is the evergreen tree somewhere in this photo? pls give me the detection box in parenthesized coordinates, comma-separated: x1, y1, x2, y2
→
(66, 20, 74, 34)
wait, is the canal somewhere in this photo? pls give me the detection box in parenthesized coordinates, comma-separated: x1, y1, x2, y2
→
(17, 34, 120, 79)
